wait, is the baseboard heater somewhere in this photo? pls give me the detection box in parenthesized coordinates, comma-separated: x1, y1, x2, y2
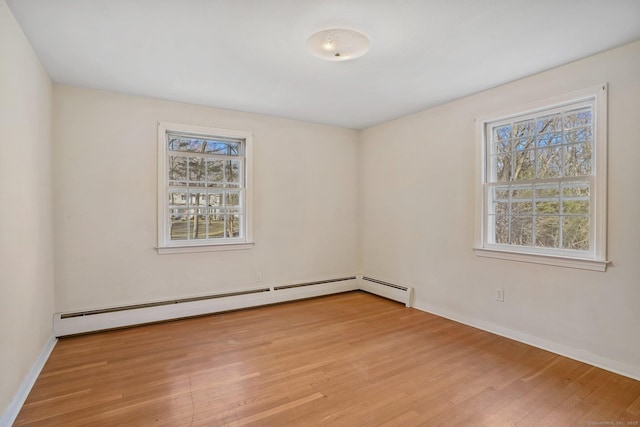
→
(54, 276, 357, 337)
(360, 276, 414, 307)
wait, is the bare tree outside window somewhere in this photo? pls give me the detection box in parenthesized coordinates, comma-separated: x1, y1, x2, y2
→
(487, 106, 593, 252)
(476, 85, 607, 270)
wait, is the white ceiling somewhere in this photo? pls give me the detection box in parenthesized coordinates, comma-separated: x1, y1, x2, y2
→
(7, 0, 640, 129)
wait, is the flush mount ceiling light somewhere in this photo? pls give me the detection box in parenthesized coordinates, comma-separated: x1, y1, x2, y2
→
(306, 28, 370, 61)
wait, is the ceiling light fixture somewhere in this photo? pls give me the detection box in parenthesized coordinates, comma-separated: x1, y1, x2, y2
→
(306, 28, 370, 62)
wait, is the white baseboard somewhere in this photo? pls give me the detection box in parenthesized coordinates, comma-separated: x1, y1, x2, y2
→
(413, 301, 640, 381)
(0, 335, 57, 427)
(54, 275, 420, 337)
(54, 278, 359, 336)
(359, 276, 414, 307)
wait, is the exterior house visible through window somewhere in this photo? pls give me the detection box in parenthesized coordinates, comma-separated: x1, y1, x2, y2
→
(157, 122, 253, 254)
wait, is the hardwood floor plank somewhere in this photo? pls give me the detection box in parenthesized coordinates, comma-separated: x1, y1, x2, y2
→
(14, 291, 640, 426)
(230, 392, 326, 426)
(628, 394, 640, 415)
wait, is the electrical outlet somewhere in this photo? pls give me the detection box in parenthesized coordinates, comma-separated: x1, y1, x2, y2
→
(495, 288, 504, 302)
(256, 272, 263, 283)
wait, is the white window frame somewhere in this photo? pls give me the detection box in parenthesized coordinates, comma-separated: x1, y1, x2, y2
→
(157, 122, 254, 254)
(474, 84, 608, 271)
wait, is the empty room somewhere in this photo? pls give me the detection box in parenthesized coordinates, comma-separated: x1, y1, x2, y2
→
(1, 0, 640, 425)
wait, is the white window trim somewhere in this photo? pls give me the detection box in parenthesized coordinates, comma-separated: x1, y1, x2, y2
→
(156, 122, 254, 254)
(474, 84, 608, 271)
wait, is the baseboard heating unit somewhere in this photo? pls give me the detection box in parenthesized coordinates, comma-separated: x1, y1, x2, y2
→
(54, 276, 357, 337)
(360, 276, 414, 307)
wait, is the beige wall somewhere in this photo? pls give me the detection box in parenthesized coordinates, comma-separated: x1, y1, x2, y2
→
(2, 1, 639, 412)
(359, 41, 640, 375)
(53, 86, 359, 312)
(0, 0, 54, 415)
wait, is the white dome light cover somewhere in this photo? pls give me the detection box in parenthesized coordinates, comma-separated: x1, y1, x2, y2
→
(306, 28, 370, 61)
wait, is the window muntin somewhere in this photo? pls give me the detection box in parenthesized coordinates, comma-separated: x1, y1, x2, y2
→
(158, 123, 253, 252)
(476, 85, 607, 269)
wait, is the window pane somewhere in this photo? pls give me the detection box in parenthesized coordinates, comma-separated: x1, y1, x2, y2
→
(168, 156, 187, 183)
(207, 211, 225, 239)
(226, 214, 241, 238)
(490, 187, 509, 215)
(226, 160, 240, 186)
(493, 200, 508, 215)
(206, 160, 224, 186)
(562, 216, 589, 250)
(537, 114, 562, 134)
(565, 127, 592, 144)
(169, 191, 187, 206)
(512, 200, 532, 215)
(493, 215, 510, 244)
(170, 209, 188, 240)
(168, 136, 204, 153)
(191, 209, 207, 240)
(536, 132, 562, 147)
(494, 154, 512, 181)
(186, 209, 196, 239)
(225, 191, 241, 207)
(494, 187, 509, 200)
(204, 140, 241, 156)
(514, 136, 534, 152)
(208, 192, 223, 207)
(565, 142, 592, 176)
(563, 199, 589, 215)
(562, 182, 590, 198)
(536, 200, 559, 214)
(511, 186, 532, 200)
(189, 191, 207, 207)
(188, 157, 206, 184)
(510, 216, 533, 246)
(229, 141, 241, 155)
(513, 149, 535, 180)
(564, 108, 592, 129)
(536, 147, 562, 178)
(513, 120, 535, 137)
(534, 182, 559, 198)
(535, 216, 559, 248)
(493, 125, 512, 154)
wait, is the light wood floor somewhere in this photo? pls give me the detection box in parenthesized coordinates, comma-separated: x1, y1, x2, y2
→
(15, 291, 640, 426)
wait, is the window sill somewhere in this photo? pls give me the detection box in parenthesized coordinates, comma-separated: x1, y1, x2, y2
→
(473, 247, 609, 272)
(157, 242, 254, 255)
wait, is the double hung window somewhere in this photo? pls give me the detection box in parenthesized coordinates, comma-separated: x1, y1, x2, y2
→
(157, 122, 253, 254)
(475, 85, 607, 271)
